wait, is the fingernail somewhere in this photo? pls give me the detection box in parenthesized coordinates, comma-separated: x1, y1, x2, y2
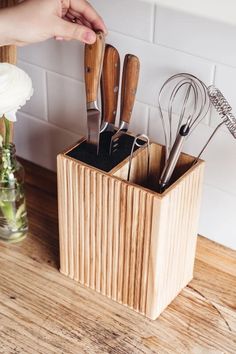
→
(83, 31, 96, 44)
(55, 36, 64, 41)
(103, 27, 108, 35)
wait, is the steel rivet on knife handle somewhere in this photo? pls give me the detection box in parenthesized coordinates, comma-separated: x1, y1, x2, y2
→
(84, 31, 105, 153)
(100, 44, 120, 132)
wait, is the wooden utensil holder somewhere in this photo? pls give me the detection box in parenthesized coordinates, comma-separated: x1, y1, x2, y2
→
(57, 136, 205, 320)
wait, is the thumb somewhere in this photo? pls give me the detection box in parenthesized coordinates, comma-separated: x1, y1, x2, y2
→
(54, 18, 96, 44)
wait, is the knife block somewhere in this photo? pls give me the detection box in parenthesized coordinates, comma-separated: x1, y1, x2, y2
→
(57, 136, 205, 320)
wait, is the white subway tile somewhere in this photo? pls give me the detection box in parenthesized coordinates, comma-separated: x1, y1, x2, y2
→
(199, 185, 236, 250)
(154, 6, 236, 67)
(47, 72, 87, 136)
(19, 39, 84, 81)
(129, 102, 149, 135)
(183, 122, 236, 197)
(148, 106, 166, 145)
(15, 112, 79, 171)
(17, 61, 47, 121)
(107, 31, 214, 107)
(90, 0, 155, 42)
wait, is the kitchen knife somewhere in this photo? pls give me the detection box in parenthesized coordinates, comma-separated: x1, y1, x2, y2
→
(84, 31, 105, 154)
(100, 44, 120, 134)
(109, 54, 140, 154)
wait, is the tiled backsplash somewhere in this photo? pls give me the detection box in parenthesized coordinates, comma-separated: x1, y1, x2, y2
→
(16, 2, 236, 250)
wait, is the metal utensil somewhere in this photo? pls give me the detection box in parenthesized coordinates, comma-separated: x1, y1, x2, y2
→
(158, 73, 210, 163)
(208, 85, 236, 138)
(127, 134, 150, 182)
(158, 73, 210, 191)
(84, 31, 105, 154)
(100, 44, 120, 135)
(109, 54, 140, 155)
(192, 86, 236, 164)
(159, 124, 190, 191)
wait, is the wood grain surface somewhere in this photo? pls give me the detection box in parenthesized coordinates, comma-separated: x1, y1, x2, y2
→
(0, 159, 235, 354)
(101, 45, 120, 124)
(84, 31, 105, 103)
(120, 54, 140, 124)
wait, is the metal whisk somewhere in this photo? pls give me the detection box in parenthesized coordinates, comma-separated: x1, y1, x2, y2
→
(158, 73, 210, 191)
(208, 86, 236, 138)
(193, 86, 236, 163)
(158, 74, 236, 191)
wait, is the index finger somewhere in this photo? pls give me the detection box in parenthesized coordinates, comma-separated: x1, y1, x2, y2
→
(70, 0, 108, 34)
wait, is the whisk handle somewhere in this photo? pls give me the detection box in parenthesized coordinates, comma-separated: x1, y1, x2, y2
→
(159, 124, 189, 191)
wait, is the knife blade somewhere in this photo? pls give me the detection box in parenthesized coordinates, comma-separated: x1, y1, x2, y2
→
(84, 31, 105, 154)
(100, 44, 120, 134)
(109, 54, 140, 155)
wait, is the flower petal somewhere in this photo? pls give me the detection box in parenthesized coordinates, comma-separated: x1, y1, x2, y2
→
(0, 63, 33, 117)
(5, 111, 17, 122)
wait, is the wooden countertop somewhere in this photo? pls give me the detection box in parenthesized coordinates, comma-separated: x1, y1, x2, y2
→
(0, 159, 235, 354)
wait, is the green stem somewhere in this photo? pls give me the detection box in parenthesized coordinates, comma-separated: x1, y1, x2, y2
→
(0, 116, 23, 231)
(3, 116, 10, 146)
(0, 201, 15, 222)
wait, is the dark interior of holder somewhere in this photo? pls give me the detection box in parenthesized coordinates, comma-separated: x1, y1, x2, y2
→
(116, 142, 197, 194)
(66, 132, 145, 172)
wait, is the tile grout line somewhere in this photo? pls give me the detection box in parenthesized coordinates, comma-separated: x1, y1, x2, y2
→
(151, 4, 157, 44)
(212, 64, 217, 85)
(146, 106, 151, 137)
(18, 58, 85, 84)
(203, 181, 236, 199)
(44, 70, 49, 122)
(17, 111, 81, 139)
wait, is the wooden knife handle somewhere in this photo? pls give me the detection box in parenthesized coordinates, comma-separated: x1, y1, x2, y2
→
(120, 54, 140, 124)
(84, 31, 105, 104)
(101, 45, 120, 124)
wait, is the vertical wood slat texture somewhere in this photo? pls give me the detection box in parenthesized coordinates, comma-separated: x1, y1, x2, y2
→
(57, 142, 205, 320)
(101, 174, 108, 295)
(0, 0, 17, 142)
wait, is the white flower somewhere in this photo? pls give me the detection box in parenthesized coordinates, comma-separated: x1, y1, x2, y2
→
(0, 63, 33, 121)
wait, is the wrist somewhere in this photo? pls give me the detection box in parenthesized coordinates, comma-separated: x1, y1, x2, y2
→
(0, 8, 15, 46)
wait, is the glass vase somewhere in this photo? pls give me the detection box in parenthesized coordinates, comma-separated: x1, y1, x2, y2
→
(0, 143, 28, 243)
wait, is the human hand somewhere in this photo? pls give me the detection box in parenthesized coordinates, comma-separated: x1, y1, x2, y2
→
(0, 0, 107, 46)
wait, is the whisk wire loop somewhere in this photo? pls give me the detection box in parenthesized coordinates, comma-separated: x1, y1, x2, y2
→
(158, 73, 210, 163)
